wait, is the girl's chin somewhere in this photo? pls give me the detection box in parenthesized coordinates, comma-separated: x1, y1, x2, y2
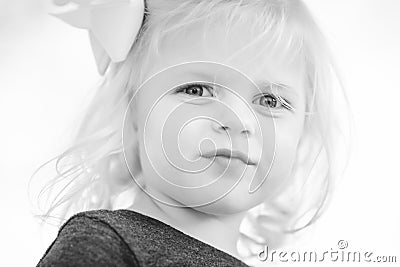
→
(191, 200, 255, 216)
(176, 187, 261, 215)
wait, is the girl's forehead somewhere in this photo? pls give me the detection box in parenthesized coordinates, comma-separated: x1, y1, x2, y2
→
(149, 19, 305, 90)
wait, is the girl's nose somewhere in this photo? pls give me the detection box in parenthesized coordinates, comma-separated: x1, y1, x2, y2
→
(213, 123, 253, 136)
(211, 96, 256, 137)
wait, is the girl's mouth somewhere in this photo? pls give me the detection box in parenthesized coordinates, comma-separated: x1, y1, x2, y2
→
(201, 148, 256, 165)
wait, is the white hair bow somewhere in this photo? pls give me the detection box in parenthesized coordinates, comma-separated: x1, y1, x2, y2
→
(50, 0, 146, 75)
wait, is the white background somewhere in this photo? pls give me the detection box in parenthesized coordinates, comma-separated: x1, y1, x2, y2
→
(0, 0, 399, 266)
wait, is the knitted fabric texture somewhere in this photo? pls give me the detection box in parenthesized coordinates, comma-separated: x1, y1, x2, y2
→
(37, 209, 249, 266)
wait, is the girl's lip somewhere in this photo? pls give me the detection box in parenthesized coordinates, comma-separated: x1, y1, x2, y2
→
(201, 148, 256, 165)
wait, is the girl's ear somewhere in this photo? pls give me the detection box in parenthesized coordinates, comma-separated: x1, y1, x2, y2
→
(121, 92, 143, 179)
(132, 117, 139, 134)
(129, 96, 140, 133)
(122, 105, 143, 177)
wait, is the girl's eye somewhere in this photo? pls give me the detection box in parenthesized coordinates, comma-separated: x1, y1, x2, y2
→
(258, 94, 281, 108)
(175, 83, 215, 97)
(254, 93, 294, 111)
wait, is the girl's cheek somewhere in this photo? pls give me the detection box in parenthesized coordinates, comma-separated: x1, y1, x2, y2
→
(177, 119, 209, 160)
(256, 120, 303, 193)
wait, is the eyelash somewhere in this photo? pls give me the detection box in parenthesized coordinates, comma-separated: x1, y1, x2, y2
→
(175, 82, 215, 97)
(175, 82, 294, 111)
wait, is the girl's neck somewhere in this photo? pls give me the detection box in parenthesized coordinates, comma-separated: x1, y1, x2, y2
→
(127, 186, 246, 261)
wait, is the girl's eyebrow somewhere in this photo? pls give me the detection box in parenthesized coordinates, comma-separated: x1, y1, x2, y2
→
(185, 70, 218, 82)
(253, 80, 298, 97)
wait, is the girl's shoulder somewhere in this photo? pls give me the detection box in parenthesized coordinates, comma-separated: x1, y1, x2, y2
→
(38, 209, 249, 266)
(37, 209, 140, 266)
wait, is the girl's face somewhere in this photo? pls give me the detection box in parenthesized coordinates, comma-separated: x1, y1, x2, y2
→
(130, 20, 306, 215)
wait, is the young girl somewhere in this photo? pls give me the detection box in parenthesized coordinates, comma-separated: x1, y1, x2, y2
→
(33, 0, 351, 266)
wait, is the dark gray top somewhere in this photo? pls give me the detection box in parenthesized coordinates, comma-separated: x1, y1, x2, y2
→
(36, 209, 249, 266)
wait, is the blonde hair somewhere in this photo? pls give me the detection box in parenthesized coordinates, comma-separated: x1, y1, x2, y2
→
(30, 0, 352, 259)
